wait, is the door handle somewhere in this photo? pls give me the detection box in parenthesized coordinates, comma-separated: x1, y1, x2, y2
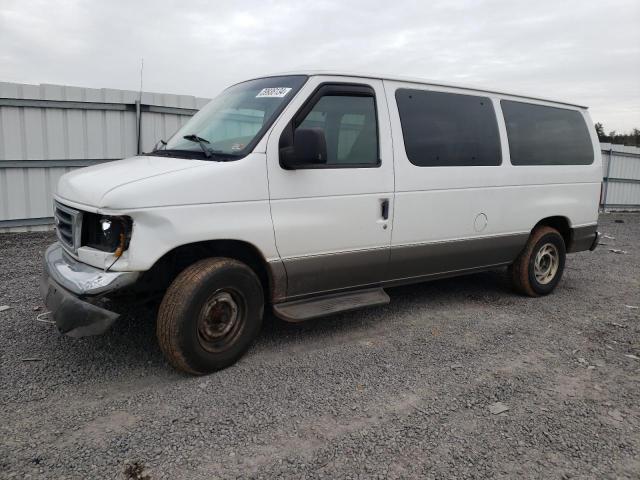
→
(381, 199, 389, 220)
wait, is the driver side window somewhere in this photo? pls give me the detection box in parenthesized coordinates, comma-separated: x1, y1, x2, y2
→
(296, 93, 379, 167)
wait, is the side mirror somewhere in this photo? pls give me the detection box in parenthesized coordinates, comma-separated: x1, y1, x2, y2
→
(280, 127, 327, 169)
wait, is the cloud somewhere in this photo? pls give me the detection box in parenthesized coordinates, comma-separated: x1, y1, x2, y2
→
(1, 0, 638, 130)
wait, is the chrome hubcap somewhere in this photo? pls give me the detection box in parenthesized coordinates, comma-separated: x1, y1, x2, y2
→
(198, 291, 239, 343)
(534, 243, 559, 285)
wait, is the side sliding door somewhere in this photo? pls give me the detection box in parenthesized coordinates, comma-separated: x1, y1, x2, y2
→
(384, 81, 527, 282)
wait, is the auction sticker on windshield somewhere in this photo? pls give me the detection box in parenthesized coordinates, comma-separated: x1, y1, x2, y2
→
(256, 87, 292, 98)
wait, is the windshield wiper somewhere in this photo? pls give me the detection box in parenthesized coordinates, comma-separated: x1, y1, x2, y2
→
(182, 134, 223, 159)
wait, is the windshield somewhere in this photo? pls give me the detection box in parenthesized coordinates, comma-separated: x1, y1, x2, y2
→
(162, 75, 307, 158)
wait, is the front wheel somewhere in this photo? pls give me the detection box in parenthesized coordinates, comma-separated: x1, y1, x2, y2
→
(157, 258, 264, 375)
(510, 226, 566, 297)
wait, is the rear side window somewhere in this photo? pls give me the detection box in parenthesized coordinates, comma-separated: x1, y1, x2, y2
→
(395, 89, 501, 167)
(501, 101, 593, 165)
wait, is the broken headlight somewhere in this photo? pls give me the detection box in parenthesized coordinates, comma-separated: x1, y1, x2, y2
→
(81, 213, 132, 254)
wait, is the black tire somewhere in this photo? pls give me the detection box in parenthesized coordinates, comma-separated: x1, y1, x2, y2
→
(157, 257, 264, 375)
(511, 226, 566, 297)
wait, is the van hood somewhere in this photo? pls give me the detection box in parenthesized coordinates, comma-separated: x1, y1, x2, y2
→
(57, 156, 205, 207)
(55, 153, 269, 210)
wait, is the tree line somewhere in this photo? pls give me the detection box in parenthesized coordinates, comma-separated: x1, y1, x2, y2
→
(595, 123, 639, 147)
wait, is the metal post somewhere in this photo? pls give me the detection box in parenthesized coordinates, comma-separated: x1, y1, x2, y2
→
(135, 99, 142, 155)
(602, 147, 613, 211)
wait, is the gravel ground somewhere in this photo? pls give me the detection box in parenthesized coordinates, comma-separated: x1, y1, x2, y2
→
(1, 213, 639, 479)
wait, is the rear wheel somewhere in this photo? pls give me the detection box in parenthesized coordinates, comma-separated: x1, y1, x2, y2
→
(157, 257, 264, 375)
(511, 226, 566, 297)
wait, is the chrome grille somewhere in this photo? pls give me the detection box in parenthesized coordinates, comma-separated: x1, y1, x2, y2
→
(54, 201, 83, 253)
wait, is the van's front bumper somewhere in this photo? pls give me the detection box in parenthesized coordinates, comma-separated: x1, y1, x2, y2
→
(40, 243, 140, 337)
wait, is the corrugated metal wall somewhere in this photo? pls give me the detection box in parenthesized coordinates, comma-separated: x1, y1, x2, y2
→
(1, 81, 639, 232)
(0, 82, 209, 231)
(600, 143, 640, 210)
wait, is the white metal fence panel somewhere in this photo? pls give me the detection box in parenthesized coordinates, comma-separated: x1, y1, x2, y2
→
(0, 82, 209, 231)
(0, 166, 72, 227)
(600, 143, 640, 209)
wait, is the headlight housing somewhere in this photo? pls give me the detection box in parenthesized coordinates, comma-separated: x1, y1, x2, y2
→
(81, 213, 132, 254)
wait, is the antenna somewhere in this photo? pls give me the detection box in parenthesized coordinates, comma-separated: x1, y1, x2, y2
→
(139, 57, 144, 101)
(136, 57, 144, 154)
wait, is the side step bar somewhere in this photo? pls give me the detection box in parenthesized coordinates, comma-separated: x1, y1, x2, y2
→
(273, 287, 390, 323)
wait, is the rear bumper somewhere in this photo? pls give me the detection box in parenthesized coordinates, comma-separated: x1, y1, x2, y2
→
(568, 225, 600, 253)
(40, 243, 140, 337)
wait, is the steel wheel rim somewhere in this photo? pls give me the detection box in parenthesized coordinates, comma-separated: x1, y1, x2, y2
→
(197, 289, 245, 353)
(534, 243, 559, 285)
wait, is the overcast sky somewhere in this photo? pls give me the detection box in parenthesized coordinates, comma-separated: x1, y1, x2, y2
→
(1, 0, 639, 131)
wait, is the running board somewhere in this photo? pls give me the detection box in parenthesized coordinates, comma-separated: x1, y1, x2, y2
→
(273, 287, 390, 323)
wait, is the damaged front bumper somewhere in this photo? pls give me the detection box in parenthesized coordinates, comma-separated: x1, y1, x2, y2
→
(40, 243, 140, 337)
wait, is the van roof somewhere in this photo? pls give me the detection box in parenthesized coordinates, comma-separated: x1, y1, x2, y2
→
(251, 70, 588, 109)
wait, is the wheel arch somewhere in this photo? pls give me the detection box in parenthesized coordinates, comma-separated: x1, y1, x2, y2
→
(532, 216, 572, 249)
(139, 239, 286, 303)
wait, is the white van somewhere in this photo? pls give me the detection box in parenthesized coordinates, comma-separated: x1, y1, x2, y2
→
(41, 72, 602, 374)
